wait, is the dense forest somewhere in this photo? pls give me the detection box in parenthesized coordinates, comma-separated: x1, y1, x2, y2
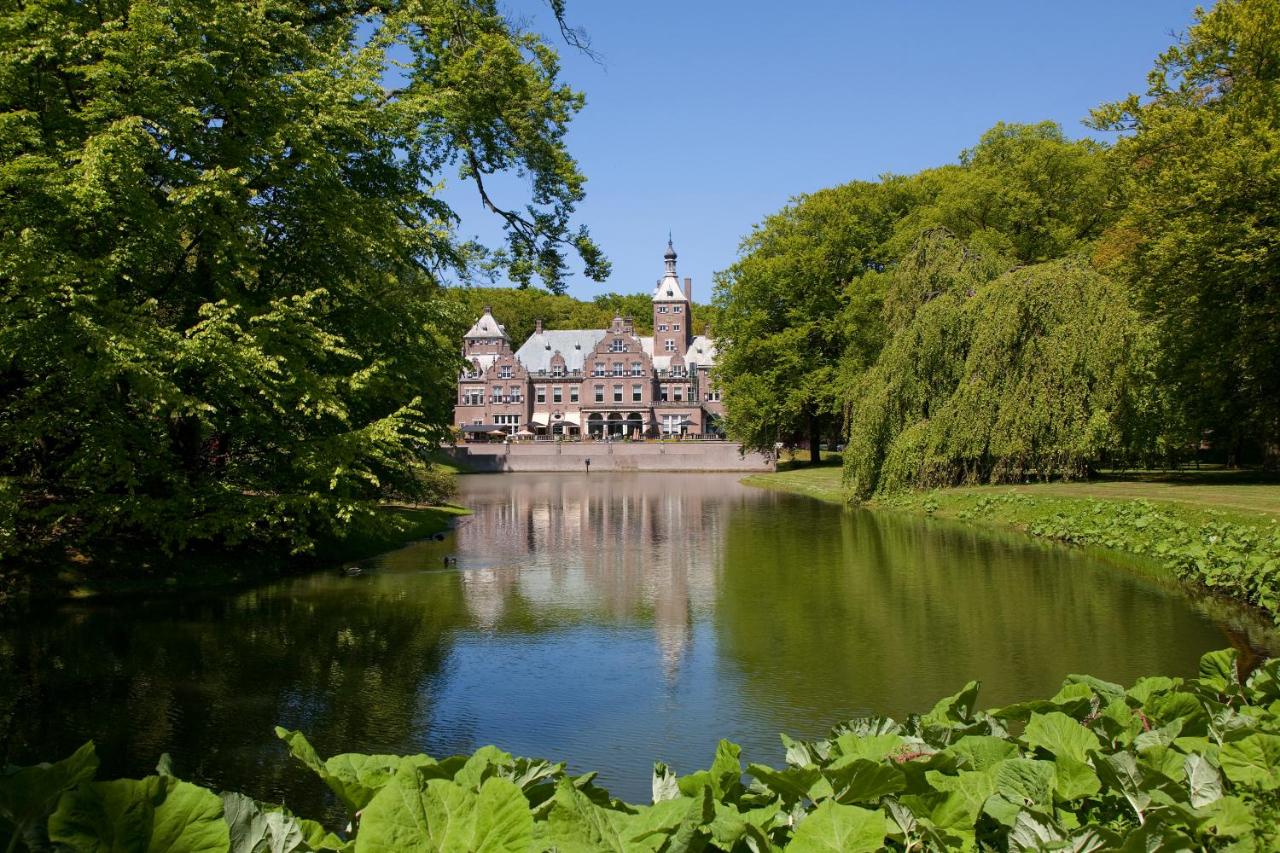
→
(712, 0, 1280, 493)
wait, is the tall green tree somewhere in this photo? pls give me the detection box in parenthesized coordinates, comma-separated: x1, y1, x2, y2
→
(883, 122, 1116, 265)
(845, 232, 1158, 499)
(712, 179, 916, 462)
(1091, 0, 1280, 465)
(0, 0, 605, 558)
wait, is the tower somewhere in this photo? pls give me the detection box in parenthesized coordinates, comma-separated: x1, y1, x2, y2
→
(652, 238, 691, 360)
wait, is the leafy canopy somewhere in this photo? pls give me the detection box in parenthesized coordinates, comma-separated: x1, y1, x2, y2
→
(0, 0, 604, 558)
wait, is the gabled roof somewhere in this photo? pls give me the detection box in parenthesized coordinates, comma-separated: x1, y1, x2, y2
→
(515, 329, 607, 373)
(464, 307, 508, 340)
(652, 273, 687, 302)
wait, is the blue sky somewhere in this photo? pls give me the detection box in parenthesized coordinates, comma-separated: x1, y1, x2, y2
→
(447, 1, 1198, 300)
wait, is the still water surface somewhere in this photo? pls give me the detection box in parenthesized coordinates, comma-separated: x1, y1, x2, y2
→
(0, 473, 1262, 814)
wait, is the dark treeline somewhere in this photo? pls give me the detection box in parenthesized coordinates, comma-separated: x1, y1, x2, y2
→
(712, 0, 1280, 495)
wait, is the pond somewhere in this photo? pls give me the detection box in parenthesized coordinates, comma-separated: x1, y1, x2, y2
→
(0, 473, 1270, 817)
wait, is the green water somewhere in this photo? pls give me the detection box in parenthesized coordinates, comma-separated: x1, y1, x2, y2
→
(0, 473, 1266, 816)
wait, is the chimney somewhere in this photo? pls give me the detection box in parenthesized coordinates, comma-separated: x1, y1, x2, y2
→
(684, 277, 692, 303)
(535, 318, 543, 334)
(623, 316, 634, 333)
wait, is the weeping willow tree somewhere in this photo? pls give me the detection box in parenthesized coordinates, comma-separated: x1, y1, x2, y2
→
(845, 231, 1159, 499)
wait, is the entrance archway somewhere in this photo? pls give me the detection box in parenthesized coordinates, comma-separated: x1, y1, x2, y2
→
(625, 412, 644, 438)
(606, 412, 624, 437)
(587, 413, 604, 438)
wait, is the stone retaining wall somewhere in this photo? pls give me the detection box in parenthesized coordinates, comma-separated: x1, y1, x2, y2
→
(443, 442, 775, 473)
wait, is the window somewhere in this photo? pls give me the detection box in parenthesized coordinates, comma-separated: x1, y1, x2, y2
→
(499, 365, 512, 379)
(609, 338, 625, 352)
(632, 384, 643, 402)
(664, 340, 676, 352)
(630, 361, 643, 376)
(672, 324, 680, 331)
(494, 414, 520, 434)
(536, 386, 546, 404)
(509, 385, 522, 402)
(657, 324, 668, 332)
(613, 384, 623, 402)
(570, 386, 579, 402)
(551, 364, 565, 377)
(658, 306, 668, 314)
(705, 389, 721, 402)
(674, 386, 683, 402)
(594, 385, 604, 402)
(593, 361, 604, 376)
(553, 386, 562, 403)
(659, 387, 668, 402)
(672, 305, 682, 313)
(661, 414, 683, 435)
(491, 384, 503, 403)
(612, 362, 623, 376)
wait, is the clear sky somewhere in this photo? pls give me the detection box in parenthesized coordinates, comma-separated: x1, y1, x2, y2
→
(447, 0, 1199, 300)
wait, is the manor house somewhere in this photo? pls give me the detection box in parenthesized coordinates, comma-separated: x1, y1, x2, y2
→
(455, 241, 725, 439)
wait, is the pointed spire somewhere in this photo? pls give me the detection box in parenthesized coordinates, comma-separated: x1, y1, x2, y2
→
(663, 233, 678, 278)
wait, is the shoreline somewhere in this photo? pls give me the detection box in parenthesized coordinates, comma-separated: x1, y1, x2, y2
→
(3, 504, 472, 608)
(741, 465, 1280, 630)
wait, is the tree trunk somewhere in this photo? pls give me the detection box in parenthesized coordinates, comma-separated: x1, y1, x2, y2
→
(808, 412, 820, 466)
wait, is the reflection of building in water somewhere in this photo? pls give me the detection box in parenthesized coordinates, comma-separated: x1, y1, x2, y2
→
(454, 475, 731, 676)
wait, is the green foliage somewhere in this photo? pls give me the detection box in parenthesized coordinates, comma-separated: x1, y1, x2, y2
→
(6, 650, 1280, 850)
(0, 0, 603, 560)
(444, 286, 720, 346)
(1091, 0, 1280, 465)
(883, 122, 1117, 265)
(713, 180, 915, 456)
(845, 231, 1158, 499)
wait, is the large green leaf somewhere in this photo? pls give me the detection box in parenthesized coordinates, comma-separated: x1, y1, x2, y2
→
(941, 736, 1018, 771)
(786, 801, 889, 853)
(1023, 712, 1102, 763)
(1182, 753, 1223, 808)
(921, 681, 981, 728)
(355, 769, 531, 853)
(1219, 732, 1280, 790)
(48, 776, 228, 852)
(541, 779, 680, 853)
(275, 727, 434, 816)
(746, 764, 823, 805)
(708, 800, 781, 852)
(0, 741, 98, 847)
(992, 759, 1055, 807)
(830, 734, 905, 764)
(824, 758, 905, 805)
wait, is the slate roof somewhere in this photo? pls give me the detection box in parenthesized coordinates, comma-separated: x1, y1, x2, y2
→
(464, 308, 508, 340)
(514, 329, 607, 373)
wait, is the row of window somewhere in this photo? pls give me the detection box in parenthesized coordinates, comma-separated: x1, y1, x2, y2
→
(462, 387, 721, 406)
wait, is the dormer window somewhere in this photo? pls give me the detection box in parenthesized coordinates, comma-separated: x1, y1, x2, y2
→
(551, 364, 565, 377)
